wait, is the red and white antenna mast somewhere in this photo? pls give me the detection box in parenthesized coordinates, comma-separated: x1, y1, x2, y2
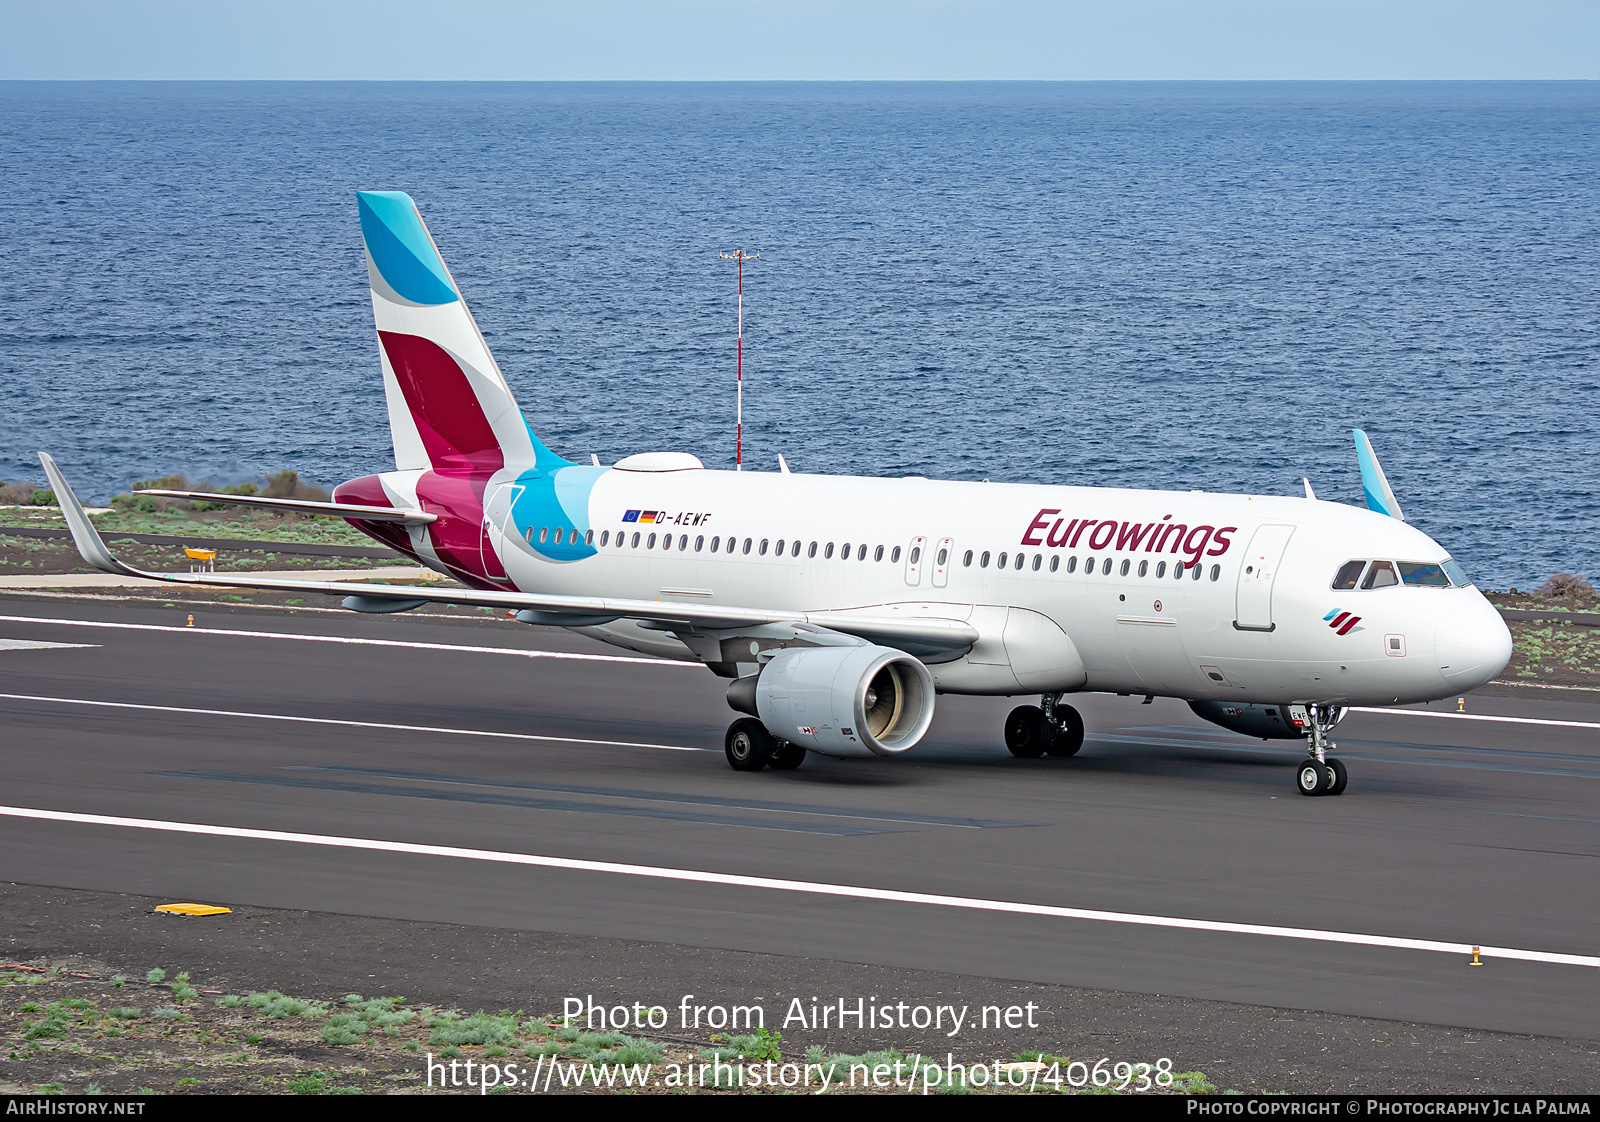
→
(720, 249, 757, 470)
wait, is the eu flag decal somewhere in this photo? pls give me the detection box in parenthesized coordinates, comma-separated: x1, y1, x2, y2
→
(623, 510, 641, 523)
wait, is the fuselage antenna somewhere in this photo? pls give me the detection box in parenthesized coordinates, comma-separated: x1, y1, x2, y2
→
(720, 250, 758, 470)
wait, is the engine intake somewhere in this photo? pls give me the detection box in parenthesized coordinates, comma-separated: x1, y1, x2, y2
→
(727, 645, 935, 759)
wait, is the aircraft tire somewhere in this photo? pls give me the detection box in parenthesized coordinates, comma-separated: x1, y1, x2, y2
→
(1005, 705, 1049, 758)
(1046, 704, 1085, 757)
(768, 741, 807, 771)
(1296, 757, 1329, 796)
(726, 718, 775, 771)
(1325, 757, 1349, 796)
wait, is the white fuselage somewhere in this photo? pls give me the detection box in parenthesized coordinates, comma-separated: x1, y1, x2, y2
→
(441, 463, 1511, 707)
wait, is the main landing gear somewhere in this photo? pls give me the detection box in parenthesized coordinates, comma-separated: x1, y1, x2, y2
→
(1004, 693, 1086, 759)
(724, 717, 806, 772)
(1295, 704, 1349, 797)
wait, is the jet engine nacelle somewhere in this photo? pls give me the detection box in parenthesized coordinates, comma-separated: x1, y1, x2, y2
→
(728, 645, 935, 759)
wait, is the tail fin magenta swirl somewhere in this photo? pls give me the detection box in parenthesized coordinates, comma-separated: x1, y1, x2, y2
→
(357, 191, 566, 475)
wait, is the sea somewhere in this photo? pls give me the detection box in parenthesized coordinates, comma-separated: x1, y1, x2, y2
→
(1, 82, 1595, 589)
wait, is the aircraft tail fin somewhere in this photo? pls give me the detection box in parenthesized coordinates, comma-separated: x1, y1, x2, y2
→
(357, 191, 566, 475)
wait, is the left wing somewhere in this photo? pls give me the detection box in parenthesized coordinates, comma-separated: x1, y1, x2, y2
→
(39, 454, 978, 660)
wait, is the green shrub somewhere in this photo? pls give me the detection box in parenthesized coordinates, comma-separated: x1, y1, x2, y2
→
(428, 1011, 519, 1047)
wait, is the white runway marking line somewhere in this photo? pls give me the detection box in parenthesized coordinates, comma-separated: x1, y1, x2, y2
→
(0, 614, 695, 668)
(0, 638, 100, 651)
(1350, 706, 1600, 731)
(3, 804, 1596, 971)
(0, 693, 714, 754)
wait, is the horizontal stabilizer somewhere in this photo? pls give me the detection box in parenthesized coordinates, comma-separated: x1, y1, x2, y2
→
(134, 489, 436, 524)
(1352, 429, 1406, 521)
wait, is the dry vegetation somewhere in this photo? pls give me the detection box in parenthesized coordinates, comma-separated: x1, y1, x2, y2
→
(0, 963, 1216, 1096)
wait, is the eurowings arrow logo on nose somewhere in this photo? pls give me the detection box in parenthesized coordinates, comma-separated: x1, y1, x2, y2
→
(1324, 610, 1363, 635)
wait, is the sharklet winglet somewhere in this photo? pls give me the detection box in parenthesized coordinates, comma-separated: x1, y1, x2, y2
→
(37, 453, 147, 579)
(1352, 429, 1406, 521)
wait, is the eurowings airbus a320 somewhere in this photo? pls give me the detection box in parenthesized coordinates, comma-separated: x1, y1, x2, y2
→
(39, 191, 1513, 796)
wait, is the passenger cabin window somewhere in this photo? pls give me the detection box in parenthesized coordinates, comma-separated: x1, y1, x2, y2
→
(1119, 559, 1130, 576)
(910, 546, 922, 564)
(858, 545, 867, 561)
(879, 545, 887, 562)
(791, 540, 801, 557)
(891, 546, 902, 563)
(824, 543, 834, 559)
(647, 533, 657, 548)
(1102, 558, 1113, 575)
(808, 542, 818, 558)
(695, 535, 704, 551)
(1362, 560, 1399, 589)
(1067, 556, 1078, 573)
(775, 539, 785, 555)
(585, 530, 595, 546)
(1173, 561, 1185, 578)
(1138, 560, 1148, 577)
(538, 527, 549, 543)
(743, 538, 753, 555)
(1210, 564, 1221, 581)
(662, 534, 672, 550)
(997, 552, 1008, 569)
(678, 534, 688, 550)
(1331, 560, 1367, 590)
(938, 547, 949, 566)
(1398, 562, 1451, 587)
(710, 536, 721, 552)
(760, 539, 769, 556)
(1083, 555, 1093, 572)
(1156, 561, 1167, 578)
(600, 530, 610, 546)
(631, 532, 641, 548)
(980, 551, 990, 568)
(1049, 555, 1059, 572)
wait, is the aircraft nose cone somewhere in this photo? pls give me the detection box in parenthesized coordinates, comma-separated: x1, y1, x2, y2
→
(1434, 597, 1513, 691)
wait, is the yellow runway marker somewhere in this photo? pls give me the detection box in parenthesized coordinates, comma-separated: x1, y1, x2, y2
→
(154, 903, 231, 917)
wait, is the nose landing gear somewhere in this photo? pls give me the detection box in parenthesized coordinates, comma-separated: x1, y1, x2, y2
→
(1293, 703, 1349, 796)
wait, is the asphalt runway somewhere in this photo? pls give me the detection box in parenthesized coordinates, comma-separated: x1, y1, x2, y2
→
(1, 598, 1597, 1045)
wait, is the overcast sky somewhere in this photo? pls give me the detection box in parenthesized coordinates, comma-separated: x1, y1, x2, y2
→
(2, 1, 1596, 81)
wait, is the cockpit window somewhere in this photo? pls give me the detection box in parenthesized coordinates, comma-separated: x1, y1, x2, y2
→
(1361, 560, 1398, 589)
(1398, 562, 1451, 587)
(1331, 560, 1366, 590)
(1441, 559, 1470, 587)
